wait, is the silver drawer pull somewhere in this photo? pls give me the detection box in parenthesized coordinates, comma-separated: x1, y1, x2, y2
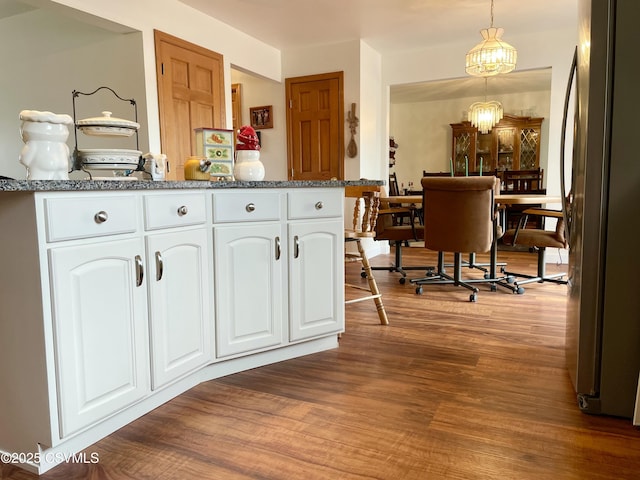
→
(155, 251, 164, 281)
(135, 255, 144, 287)
(177, 205, 188, 216)
(246, 203, 256, 212)
(315, 201, 324, 210)
(94, 211, 108, 224)
(275, 236, 281, 260)
(294, 235, 300, 258)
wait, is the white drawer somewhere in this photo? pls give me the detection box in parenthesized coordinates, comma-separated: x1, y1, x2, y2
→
(212, 191, 282, 223)
(288, 189, 343, 219)
(44, 194, 137, 242)
(143, 192, 207, 230)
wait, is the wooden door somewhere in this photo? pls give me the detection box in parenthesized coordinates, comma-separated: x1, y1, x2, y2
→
(231, 83, 242, 146)
(154, 30, 226, 180)
(286, 72, 344, 181)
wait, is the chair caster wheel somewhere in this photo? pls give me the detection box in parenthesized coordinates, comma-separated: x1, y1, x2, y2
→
(516, 287, 525, 295)
(506, 276, 515, 284)
(470, 293, 477, 302)
(415, 286, 423, 295)
(399, 277, 406, 285)
(490, 284, 497, 292)
(361, 271, 367, 278)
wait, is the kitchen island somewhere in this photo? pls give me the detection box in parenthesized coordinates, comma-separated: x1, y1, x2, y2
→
(0, 178, 381, 474)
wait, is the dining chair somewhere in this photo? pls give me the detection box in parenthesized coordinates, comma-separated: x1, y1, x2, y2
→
(500, 206, 568, 293)
(388, 172, 415, 226)
(371, 198, 435, 284)
(344, 186, 389, 325)
(410, 176, 499, 302)
(501, 168, 546, 229)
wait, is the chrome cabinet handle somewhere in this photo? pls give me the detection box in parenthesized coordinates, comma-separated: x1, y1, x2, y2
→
(315, 201, 323, 210)
(275, 236, 281, 260)
(135, 255, 144, 287)
(246, 203, 256, 212)
(94, 211, 108, 224)
(294, 235, 300, 258)
(177, 205, 188, 216)
(155, 251, 163, 281)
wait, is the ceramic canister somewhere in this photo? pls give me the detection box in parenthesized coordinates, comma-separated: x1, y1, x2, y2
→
(19, 110, 73, 180)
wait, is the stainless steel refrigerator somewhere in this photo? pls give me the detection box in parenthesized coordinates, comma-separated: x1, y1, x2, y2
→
(563, 0, 640, 419)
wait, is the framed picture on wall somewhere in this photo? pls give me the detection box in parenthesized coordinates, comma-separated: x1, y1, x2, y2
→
(250, 105, 273, 129)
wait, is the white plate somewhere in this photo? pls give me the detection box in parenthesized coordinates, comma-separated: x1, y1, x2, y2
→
(78, 148, 142, 165)
(78, 125, 137, 137)
(89, 176, 138, 181)
(82, 163, 139, 170)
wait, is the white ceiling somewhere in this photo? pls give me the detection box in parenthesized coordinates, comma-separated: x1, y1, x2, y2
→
(178, 0, 576, 55)
(0, 0, 575, 102)
(178, 0, 576, 101)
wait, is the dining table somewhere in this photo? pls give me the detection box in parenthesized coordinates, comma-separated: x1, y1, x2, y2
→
(385, 194, 562, 205)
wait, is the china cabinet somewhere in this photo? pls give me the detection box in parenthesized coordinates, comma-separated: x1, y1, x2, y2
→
(451, 114, 543, 174)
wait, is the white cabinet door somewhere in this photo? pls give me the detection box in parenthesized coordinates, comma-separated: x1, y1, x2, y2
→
(214, 223, 285, 357)
(289, 220, 345, 341)
(146, 228, 212, 390)
(49, 238, 149, 438)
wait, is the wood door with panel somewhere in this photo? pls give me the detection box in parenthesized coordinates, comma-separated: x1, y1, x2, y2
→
(155, 30, 226, 180)
(286, 71, 344, 181)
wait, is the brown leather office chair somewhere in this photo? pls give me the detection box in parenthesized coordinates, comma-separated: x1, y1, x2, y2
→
(500, 206, 568, 293)
(410, 176, 499, 302)
(344, 186, 389, 325)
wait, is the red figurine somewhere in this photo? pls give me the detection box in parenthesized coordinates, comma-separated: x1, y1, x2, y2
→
(236, 125, 260, 151)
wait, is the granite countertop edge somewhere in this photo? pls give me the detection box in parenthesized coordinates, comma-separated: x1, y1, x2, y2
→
(0, 179, 384, 192)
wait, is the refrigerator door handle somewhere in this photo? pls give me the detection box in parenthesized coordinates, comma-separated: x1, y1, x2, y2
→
(560, 46, 578, 242)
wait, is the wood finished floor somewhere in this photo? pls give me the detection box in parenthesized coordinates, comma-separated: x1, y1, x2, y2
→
(3, 248, 640, 480)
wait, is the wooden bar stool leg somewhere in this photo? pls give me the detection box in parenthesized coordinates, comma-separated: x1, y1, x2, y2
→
(356, 239, 389, 325)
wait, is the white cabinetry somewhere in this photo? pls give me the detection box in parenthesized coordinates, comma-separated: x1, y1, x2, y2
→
(0, 184, 347, 475)
(212, 191, 286, 357)
(45, 193, 149, 438)
(288, 189, 344, 341)
(212, 188, 345, 356)
(143, 192, 212, 389)
(49, 238, 149, 438)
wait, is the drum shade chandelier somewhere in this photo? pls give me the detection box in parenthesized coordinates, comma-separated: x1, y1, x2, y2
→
(468, 78, 503, 134)
(465, 0, 517, 77)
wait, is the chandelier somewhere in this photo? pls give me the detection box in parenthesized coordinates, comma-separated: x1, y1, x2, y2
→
(468, 78, 503, 133)
(465, 0, 517, 77)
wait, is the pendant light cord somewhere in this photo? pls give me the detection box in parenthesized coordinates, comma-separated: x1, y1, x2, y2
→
(490, 0, 494, 27)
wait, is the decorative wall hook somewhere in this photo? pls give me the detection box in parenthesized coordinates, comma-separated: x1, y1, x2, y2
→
(346, 102, 358, 158)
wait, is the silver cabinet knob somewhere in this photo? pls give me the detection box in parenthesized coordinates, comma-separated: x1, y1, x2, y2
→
(177, 205, 188, 216)
(94, 211, 108, 224)
(246, 203, 256, 212)
(315, 201, 324, 210)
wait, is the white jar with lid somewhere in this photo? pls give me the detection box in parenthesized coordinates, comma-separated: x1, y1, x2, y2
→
(19, 110, 73, 180)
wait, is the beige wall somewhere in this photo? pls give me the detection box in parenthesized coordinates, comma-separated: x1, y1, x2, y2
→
(390, 89, 552, 190)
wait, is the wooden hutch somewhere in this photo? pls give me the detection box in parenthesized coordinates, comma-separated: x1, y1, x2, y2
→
(450, 114, 544, 175)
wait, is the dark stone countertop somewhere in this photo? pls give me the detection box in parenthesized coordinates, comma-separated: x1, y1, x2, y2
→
(0, 179, 384, 192)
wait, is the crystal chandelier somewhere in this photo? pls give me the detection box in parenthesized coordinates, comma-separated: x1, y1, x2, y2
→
(465, 0, 517, 77)
(468, 78, 503, 133)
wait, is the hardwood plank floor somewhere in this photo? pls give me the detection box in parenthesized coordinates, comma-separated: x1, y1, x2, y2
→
(3, 248, 640, 479)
